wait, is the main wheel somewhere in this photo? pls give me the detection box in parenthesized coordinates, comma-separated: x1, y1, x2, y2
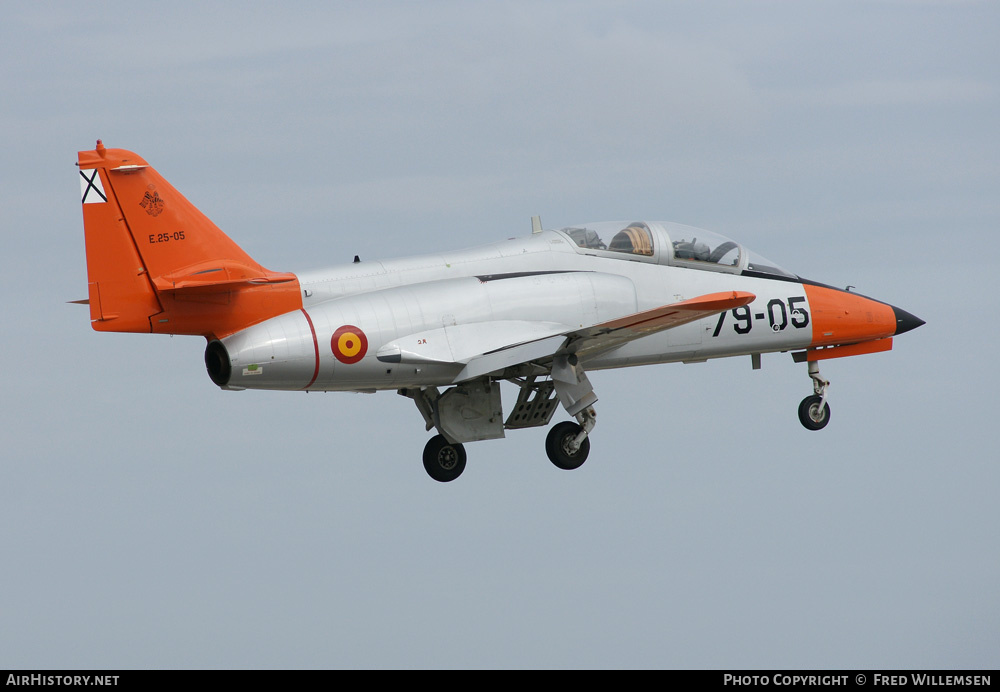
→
(545, 421, 591, 470)
(422, 435, 467, 482)
(798, 395, 831, 431)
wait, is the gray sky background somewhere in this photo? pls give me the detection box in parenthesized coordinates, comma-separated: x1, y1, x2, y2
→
(1, 1, 997, 669)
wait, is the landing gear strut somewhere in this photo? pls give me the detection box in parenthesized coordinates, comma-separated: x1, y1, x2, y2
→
(798, 361, 831, 430)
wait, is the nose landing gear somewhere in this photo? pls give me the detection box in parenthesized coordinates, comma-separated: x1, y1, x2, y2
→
(799, 361, 831, 430)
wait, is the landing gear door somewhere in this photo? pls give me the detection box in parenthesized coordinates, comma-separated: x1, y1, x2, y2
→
(435, 379, 505, 444)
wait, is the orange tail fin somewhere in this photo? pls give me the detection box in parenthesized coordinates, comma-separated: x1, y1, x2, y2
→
(77, 141, 301, 339)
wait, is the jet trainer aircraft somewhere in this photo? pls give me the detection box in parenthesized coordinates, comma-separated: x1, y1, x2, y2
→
(77, 141, 923, 481)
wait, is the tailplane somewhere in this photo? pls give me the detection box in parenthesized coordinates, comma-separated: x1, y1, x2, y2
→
(77, 141, 301, 339)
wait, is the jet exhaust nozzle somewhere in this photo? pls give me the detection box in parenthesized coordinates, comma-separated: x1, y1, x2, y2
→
(205, 340, 232, 387)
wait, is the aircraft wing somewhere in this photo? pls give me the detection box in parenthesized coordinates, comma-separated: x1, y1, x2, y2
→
(446, 291, 755, 382)
(562, 290, 756, 359)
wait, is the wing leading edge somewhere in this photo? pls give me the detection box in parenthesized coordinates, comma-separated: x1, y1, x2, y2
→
(450, 291, 755, 381)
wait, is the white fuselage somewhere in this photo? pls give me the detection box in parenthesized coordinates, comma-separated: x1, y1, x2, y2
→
(220, 228, 813, 392)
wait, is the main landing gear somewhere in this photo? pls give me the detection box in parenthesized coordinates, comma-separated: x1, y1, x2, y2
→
(402, 365, 599, 482)
(798, 361, 831, 430)
(544, 406, 596, 470)
(422, 412, 595, 483)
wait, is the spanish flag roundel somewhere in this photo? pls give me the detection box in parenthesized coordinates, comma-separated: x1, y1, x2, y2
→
(331, 325, 368, 364)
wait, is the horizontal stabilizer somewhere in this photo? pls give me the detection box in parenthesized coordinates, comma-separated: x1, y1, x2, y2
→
(152, 261, 297, 293)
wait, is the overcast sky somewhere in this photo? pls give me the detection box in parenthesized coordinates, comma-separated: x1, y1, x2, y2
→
(1, 1, 997, 669)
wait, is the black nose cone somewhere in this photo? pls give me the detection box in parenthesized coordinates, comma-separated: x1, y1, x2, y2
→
(892, 306, 925, 336)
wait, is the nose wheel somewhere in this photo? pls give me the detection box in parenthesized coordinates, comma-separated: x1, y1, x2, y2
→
(799, 361, 831, 430)
(798, 394, 831, 430)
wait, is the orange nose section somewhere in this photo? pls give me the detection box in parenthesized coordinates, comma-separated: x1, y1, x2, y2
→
(804, 284, 899, 347)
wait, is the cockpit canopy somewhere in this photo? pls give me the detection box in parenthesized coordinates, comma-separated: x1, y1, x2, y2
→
(557, 220, 795, 279)
(563, 222, 655, 256)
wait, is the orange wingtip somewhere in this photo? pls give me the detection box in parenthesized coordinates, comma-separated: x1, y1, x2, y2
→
(674, 291, 756, 311)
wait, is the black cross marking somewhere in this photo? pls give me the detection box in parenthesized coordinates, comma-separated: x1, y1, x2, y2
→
(80, 169, 106, 203)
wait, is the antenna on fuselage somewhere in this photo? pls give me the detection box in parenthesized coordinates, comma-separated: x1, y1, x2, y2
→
(531, 216, 542, 234)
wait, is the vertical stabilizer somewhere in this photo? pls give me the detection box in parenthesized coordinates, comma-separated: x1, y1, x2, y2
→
(77, 141, 301, 339)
